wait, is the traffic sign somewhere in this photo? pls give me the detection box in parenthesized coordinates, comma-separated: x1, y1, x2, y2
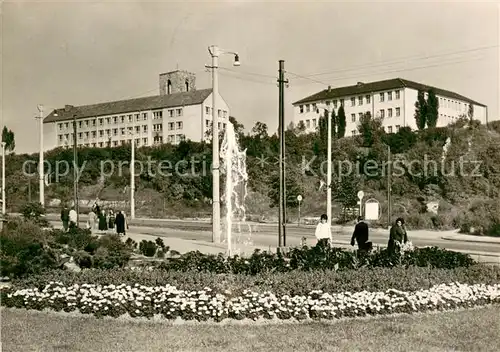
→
(297, 195, 303, 202)
(357, 191, 364, 200)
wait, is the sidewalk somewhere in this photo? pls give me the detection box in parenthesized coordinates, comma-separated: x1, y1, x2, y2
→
(441, 233, 500, 245)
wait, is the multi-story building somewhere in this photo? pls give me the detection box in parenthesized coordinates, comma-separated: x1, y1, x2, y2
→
(292, 78, 488, 136)
(43, 70, 230, 151)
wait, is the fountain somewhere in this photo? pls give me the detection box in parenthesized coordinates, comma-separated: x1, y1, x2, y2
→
(220, 122, 252, 256)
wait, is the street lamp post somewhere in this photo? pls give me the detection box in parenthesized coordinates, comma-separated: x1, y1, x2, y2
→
(72, 114, 80, 225)
(317, 104, 332, 227)
(1, 141, 6, 215)
(206, 45, 240, 243)
(36, 105, 44, 207)
(129, 120, 137, 220)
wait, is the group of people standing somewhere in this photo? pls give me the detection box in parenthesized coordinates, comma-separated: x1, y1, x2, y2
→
(314, 214, 408, 253)
(60, 206, 78, 231)
(60, 203, 128, 236)
(87, 203, 128, 235)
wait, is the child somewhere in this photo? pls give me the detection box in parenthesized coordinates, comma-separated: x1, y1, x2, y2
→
(314, 214, 332, 245)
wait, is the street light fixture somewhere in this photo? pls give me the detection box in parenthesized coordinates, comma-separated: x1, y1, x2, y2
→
(206, 45, 240, 243)
(1, 141, 6, 215)
(316, 103, 332, 227)
(36, 104, 44, 207)
(128, 115, 139, 220)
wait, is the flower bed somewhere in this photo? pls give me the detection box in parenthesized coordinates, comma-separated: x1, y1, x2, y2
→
(2, 282, 499, 321)
(10, 265, 500, 297)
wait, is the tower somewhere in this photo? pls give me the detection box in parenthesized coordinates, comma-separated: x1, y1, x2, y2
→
(159, 70, 197, 95)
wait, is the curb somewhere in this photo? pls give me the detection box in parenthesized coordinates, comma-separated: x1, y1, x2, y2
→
(441, 236, 500, 246)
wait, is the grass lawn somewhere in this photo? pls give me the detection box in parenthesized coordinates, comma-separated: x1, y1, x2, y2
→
(2, 306, 500, 352)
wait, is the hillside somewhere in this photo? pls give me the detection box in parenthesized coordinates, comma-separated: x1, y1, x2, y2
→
(4, 118, 500, 235)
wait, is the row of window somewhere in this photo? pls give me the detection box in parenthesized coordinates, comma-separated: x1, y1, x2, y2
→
(152, 109, 183, 120)
(299, 107, 403, 128)
(439, 97, 470, 112)
(56, 108, 188, 131)
(204, 119, 227, 130)
(204, 106, 228, 118)
(351, 125, 401, 136)
(298, 90, 402, 113)
(58, 134, 186, 147)
(152, 121, 184, 132)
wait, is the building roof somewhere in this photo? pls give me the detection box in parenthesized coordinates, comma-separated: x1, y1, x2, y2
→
(44, 88, 212, 123)
(292, 78, 486, 107)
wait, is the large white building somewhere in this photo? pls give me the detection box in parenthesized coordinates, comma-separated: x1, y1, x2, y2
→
(43, 70, 230, 151)
(292, 78, 488, 136)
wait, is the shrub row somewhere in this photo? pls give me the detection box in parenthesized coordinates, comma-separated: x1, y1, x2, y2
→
(10, 265, 500, 297)
(156, 243, 475, 275)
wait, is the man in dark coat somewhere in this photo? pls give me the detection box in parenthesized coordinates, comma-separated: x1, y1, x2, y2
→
(115, 211, 126, 236)
(60, 206, 70, 232)
(351, 216, 372, 252)
(98, 209, 108, 232)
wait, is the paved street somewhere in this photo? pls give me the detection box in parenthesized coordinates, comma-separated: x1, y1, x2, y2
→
(42, 214, 500, 262)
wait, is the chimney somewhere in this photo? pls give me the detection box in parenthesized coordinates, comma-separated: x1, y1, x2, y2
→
(64, 105, 74, 112)
(327, 86, 331, 92)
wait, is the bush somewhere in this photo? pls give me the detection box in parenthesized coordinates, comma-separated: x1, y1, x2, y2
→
(154, 243, 475, 275)
(0, 218, 61, 277)
(51, 228, 99, 253)
(20, 202, 51, 228)
(93, 234, 132, 269)
(456, 199, 500, 236)
(139, 240, 157, 257)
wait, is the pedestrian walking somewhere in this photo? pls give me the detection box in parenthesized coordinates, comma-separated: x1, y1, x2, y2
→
(98, 209, 108, 233)
(68, 207, 78, 229)
(108, 209, 115, 229)
(115, 210, 126, 236)
(388, 217, 408, 254)
(314, 214, 332, 246)
(87, 209, 96, 232)
(351, 216, 373, 252)
(60, 205, 70, 232)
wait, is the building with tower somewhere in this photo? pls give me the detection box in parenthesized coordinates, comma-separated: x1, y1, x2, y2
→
(42, 70, 230, 151)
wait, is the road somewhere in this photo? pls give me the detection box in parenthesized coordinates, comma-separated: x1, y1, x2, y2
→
(41, 214, 500, 256)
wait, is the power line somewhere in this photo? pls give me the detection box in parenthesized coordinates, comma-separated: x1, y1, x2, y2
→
(219, 70, 276, 86)
(212, 44, 496, 88)
(220, 66, 275, 79)
(301, 44, 498, 78)
(287, 54, 487, 88)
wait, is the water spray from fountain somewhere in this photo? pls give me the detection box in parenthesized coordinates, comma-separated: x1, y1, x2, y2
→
(220, 122, 251, 256)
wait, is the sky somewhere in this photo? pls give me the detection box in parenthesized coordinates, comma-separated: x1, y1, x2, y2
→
(2, 0, 499, 154)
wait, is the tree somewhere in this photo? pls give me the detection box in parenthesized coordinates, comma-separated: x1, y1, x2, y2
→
(229, 116, 245, 140)
(337, 105, 346, 138)
(251, 122, 268, 139)
(333, 173, 360, 222)
(426, 89, 439, 128)
(414, 90, 427, 130)
(296, 121, 306, 134)
(1, 126, 15, 152)
(357, 112, 384, 147)
(468, 103, 474, 121)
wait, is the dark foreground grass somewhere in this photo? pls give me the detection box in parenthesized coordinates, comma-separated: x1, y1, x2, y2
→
(2, 306, 500, 352)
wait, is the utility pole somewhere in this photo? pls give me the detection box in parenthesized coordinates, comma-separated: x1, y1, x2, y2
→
(130, 126, 136, 219)
(207, 45, 240, 244)
(1, 142, 5, 215)
(73, 114, 79, 226)
(37, 105, 44, 207)
(387, 145, 391, 228)
(278, 60, 289, 249)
